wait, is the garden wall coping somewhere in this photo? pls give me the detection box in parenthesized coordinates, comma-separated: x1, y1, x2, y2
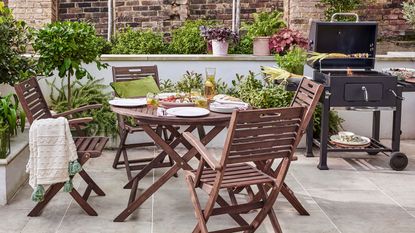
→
(99, 53, 415, 62)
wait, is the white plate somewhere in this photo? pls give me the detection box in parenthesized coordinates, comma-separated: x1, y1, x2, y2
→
(330, 135, 371, 146)
(109, 98, 147, 107)
(166, 107, 210, 118)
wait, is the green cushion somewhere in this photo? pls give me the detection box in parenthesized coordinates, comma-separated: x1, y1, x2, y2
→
(110, 76, 160, 98)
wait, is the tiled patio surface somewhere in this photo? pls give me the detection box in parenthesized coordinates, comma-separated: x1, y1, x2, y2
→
(2, 140, 415, 233)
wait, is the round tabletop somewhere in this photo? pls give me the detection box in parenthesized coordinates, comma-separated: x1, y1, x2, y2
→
(110, 106, 232, 126)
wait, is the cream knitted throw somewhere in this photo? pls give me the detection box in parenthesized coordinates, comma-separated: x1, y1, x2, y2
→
(27, 117, 80, 201)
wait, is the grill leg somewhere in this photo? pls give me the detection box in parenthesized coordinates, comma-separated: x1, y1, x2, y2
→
(305, 118, 314, 157)
(318, 93, 330, 170)
(372, 111, 380, 141)
(392, 89, 403, 152)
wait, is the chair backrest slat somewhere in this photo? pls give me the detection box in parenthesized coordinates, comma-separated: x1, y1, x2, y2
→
(222, 107, 305, 165)
(112, 65, 160, 87)
(290, 78, 324, 135)
(14, 78, 52, 124)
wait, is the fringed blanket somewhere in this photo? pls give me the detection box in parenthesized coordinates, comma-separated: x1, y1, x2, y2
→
(27, 117, 82, 202)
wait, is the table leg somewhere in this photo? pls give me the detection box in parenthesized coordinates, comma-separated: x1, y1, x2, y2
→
(123, 125, 197, 189)
(114, 125, 226, 222)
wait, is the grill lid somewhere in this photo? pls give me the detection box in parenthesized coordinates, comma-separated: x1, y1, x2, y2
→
(308, 14, 378, 70)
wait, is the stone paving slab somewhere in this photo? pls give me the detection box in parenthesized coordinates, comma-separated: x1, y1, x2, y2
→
(0, 142, 414, 233)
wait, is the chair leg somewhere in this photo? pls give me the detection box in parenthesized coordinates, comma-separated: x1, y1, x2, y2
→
(185, 175, 209, 233)
(79, 170, 105, 197)
(69, 188, 98, 216)
(113, 130, 128, 169)
(28, 183, 64, 217)
(123, 148, 133, 181)
(257, 184, 282, 233)
(281, 183, 309, 216)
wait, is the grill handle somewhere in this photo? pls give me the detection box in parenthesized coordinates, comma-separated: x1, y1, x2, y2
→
(389, 89, 405, 101)
(361, 86, 369, 102)
(331, 13, 359, 22)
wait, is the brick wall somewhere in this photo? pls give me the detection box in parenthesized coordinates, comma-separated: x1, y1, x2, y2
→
(58, 0, 283, 37)
(359, 0, 411, 38)
(59, 0, 109, 35)
(8, 0, 55, 28)
(284, 0, 412, 38)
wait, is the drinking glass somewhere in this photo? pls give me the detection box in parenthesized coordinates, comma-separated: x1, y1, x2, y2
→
(191, 88, 202, 98)
(146, 93, 159, 108)
(205, 68, 216, 100)
(195, 96, 208, 108)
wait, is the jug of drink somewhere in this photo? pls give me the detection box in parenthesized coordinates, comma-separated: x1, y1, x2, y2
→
(205, 68, 216, 100)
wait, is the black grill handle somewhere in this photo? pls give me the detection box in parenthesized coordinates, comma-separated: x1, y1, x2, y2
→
(331, 13, 359, 22)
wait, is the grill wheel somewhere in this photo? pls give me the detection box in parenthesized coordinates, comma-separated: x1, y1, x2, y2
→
(389, 152, 408, 171)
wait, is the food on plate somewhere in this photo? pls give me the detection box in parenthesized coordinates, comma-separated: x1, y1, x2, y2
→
(382, 68, 415, 81)
(212, 94, 242, 103)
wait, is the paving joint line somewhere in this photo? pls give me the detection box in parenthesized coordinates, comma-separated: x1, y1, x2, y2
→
(290, 172, 343, 233)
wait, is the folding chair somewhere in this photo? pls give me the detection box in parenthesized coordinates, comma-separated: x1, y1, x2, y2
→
(111, 66, 176, 180)
(14, 77, 108, 216)
(183, 106, 305, 233)
(229, 78, 324, 216)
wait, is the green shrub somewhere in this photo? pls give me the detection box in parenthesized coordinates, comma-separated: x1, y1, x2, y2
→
(403, 1, 415, 29)
(320, 0, 361, 21)
(0, 2, 36, 85)
(175, 71, 204, 93)
(111, 28, 166, 54)
(168, 20, 215, 54)
(34, 21, 107, 107)
(47, 78, 117, 137)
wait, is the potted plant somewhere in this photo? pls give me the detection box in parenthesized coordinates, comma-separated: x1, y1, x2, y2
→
(243, 11, 286, 56)
(0, 94, 26, 158)
(269, 28, 308, 55)
(34, 21, 107, 109)
(200, 27, 238, 56)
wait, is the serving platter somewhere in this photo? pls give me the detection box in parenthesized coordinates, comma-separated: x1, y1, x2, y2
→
(330, 135, 371, 147)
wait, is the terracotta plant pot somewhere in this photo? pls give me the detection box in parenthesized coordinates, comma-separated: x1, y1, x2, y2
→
(211, 39, 229, 56)
(253, 36, 271, 56)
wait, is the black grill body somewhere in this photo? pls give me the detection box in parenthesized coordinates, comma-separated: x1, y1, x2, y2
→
(303, 18, 409, 171)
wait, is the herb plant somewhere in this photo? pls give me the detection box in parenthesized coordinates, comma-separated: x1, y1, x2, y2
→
(200, 27, 239, 43)
(403, 1, 415, 29)
(175, 71, 204, 93)
(47, 78, 117, 137)
(275, 47, 307, 75)
(34, 21, 107, 108)
(244, 11, 286, 38)
(168, 20, 216, 54)
(269, 28, 308, 55)
(0, 2, 36, 85)
(319, 0, 361, 21)
(111, 28, 166, 54)
(0, 94, 26, 135)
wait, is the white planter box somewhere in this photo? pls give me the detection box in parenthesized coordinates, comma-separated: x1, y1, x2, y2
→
(0, 132, 29, 205)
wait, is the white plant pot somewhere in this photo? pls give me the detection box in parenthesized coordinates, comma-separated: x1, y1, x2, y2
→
(253, 36, 271, 56)
(211, 40, 229, 56)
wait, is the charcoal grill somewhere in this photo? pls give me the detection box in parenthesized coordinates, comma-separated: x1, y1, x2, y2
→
(303, 13, 409, 171)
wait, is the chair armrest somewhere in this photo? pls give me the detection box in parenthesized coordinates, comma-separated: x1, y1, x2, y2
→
(54, 104, 102, 118)
(68, 117, 94, 126)
(183, 132, 222, 171)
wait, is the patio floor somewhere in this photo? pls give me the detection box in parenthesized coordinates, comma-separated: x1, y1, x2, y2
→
(2, 140, 415, 233)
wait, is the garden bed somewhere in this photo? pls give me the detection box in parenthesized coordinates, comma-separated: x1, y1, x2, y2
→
(0, 131, 29, 205)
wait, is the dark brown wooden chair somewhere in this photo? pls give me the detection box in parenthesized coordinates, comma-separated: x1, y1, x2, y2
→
(112, 65, 175, 180)
(229, 78, 324, 216)
(183, 107, 305, 233)
(14, 77, 108, 217)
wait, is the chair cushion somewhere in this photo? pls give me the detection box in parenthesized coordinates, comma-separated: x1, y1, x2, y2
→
(110, 76, 160, 98)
